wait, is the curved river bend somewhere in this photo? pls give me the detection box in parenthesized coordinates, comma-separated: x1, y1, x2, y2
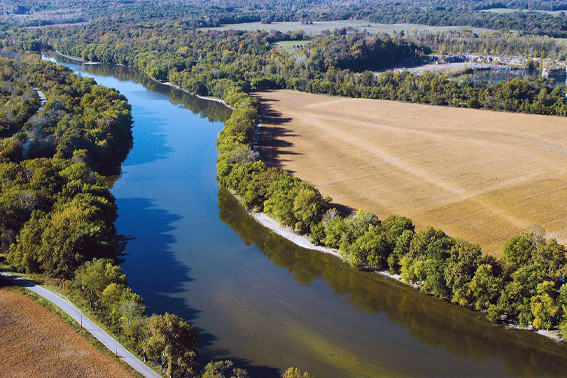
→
(50, 57, 567, 377)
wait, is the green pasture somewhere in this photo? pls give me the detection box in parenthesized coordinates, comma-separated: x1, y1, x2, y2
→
(480, 8, 565, 17)
(201, 20, 496, 36)
(272, 40, 310, 50)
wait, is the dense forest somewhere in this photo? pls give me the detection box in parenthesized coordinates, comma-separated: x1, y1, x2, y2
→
(0, 56, 208, 378)
(0, 56, 131, 276)
(4, 14, 567, 339)
(28, 24, 566, 115)
(4, 0, 567, 37)
(3, 0, 567, 374)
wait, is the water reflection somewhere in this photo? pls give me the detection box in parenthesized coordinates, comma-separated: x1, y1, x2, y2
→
(46, 50, 567, 377)
(218, 186, 567, 377)
(464, 68, 567, 87)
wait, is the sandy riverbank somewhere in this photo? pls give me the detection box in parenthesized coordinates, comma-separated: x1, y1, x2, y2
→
(161, 82, 232, 109)
(51, 52, 231, 108)
(250, 211, 411, 286)
(250, 208, 564, 343)
(251, 212, 340, 256)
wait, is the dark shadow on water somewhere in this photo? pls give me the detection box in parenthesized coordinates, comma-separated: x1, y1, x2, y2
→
(120, 114, 172, 168)
(217, 186, 567, 377)
(116, 197, 216, 350)
(115, 197, 279, 376)
(116, 197, 193, 316)
(97, 143, 132, 178)
(116, 198, 217, 347)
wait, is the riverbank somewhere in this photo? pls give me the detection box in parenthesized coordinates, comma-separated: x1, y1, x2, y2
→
(53, 51, 99, 65)
(250, 210, 417, 288)
(250, 206, 565, 343)
(47, 49, 567, 348)
(50, 51, 231, 109)
(162, 82, 232, 109)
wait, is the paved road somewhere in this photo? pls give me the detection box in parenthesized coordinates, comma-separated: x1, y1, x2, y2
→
(0, 272, 162, 378)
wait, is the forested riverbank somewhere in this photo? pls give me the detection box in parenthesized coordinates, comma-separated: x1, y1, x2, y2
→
(14, 20, 567, 343)
(3, 6, 567, 373)
(0, 55, 209, 378)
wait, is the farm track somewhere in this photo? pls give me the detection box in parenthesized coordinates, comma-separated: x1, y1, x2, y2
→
(256, 89, 567, 256)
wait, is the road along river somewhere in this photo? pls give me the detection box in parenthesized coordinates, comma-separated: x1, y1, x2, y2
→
(47, 56, 567, 377)
(0, 272, 161, 378)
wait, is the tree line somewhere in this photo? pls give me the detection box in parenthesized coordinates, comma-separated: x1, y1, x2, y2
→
(16, 24, 563, 117)
(6, 0, 567, 39)
(0, 54, 312, 377)
(0, 56, 204, 378)
(12, 20, 567, 338)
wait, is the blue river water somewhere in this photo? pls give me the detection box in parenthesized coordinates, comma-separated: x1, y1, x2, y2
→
(46, 56, 567, 377)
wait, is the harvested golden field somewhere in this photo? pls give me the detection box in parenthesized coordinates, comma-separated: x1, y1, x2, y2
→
(256, 89, 567, 256)
(0, 288, 135, 378)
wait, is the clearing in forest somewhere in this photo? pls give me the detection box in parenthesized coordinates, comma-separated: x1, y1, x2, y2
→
(256, 89, 567, 256)
(0, 287, 135, 378)
(202, 20, 494, 35)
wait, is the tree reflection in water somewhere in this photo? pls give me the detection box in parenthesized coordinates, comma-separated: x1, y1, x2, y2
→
(218, 186, 567, 377)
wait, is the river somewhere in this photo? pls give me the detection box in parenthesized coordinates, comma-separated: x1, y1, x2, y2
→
(467, 68, 567, 87)
(46, 55, 567, 377)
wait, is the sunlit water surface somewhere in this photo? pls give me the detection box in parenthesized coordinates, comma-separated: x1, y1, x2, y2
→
(47, 55, 567, 377)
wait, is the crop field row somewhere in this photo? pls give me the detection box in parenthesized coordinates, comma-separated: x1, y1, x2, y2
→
(257, 90, 567, 256)
(0, 286, 135, 378)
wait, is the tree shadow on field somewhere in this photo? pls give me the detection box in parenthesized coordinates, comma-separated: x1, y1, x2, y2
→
(253, 90, 302, 171)
(330, 202, 355, 217)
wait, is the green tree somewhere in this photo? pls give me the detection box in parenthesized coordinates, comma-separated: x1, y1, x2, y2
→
(281, 367, 314, 378)
(387, 229, 414, 274)
(444, 242, 482, 306)
(291, 183, 328, 234)
(382, 215, 415, 251)
(143, 313, 200, 378)
(344, 224, 388, 269)
(201, 360, 249, 378)
(503, 233, 535, 267)
(264, 173, 301, 228)
(36, 205, 115, 277)
(532, 238, 567, 280)
(531, 281, 560, 330)
(467, 264, 503, 310)
(74, 258, 127, 308)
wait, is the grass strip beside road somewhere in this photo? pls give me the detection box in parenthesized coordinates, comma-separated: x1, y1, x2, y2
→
(0, 271, 162, 378)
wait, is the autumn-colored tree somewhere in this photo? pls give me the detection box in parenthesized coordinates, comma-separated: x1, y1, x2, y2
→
(143, 313, 200, 378)
(281, 367, 314, 378)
